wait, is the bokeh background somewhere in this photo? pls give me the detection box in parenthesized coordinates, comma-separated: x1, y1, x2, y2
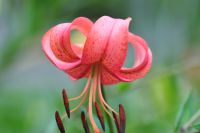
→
(0, 0, 200, 133)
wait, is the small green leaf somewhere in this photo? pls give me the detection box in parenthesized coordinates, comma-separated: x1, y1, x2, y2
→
(174, 90, 193, 132)
(192, 123, 200, 130)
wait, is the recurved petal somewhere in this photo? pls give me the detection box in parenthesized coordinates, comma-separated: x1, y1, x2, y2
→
(50, 23, 79, 62)
(62, 17, 93, 59)
(42, 25, 81, 70)
(115, 33, 152, 82)
(71, 43, 83, 58)
(64, 64, 91, 80)
(102, 18, 131, 72)
(100, 67, 121, 85)
(81, 16, 116, 64)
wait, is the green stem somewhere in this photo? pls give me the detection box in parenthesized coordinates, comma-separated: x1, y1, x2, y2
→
(181, 109, 200, 133)
(101, 84, 114, 133)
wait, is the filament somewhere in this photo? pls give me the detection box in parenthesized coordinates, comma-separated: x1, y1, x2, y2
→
(69, 73, 92, 101)
(97, 69, 118, 115)
(92, 67, 98, 103)
(61, 64, 118, 133)
(88, 68, 100, 132)
(62, 72, 92, 119)
(96, 73, 113, 118)
(70, 90, 88, 113)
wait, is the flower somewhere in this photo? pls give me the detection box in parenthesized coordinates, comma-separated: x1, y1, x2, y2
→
(42, 16, 152, 133)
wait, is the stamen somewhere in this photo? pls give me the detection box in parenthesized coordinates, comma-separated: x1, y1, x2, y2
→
(96, 70, 116, 118)
(69, 73, 92, 101)
(81, 111, 90, 133)
(92, 73, 98, 103)
(112, 111, 120, 133)
(97, 74, 118, 115)
(99, 99, 113, 118)
(94, 102, 105, 131)
(97, 85, 113, 118)
(55, 111, 65, 133)
(119, 104, 126, 133)
(62, 89, 70, 118)
(88, 70, 101, 133)
(70, 91, 88, 113)
(62, 73, 91, 117)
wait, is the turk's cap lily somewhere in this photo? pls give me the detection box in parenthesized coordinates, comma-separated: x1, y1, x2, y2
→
(42, 16, 152, 133)
(42, 16, 152, 85)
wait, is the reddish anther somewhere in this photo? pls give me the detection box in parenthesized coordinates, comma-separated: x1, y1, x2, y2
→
(62, 89, 70, 118)
(119, 104, 126, 133)
(81, 111, 90, 133)
(55, 111, 65, 133)
(94, 102, 105, 131)
(112, 111, 120, 133)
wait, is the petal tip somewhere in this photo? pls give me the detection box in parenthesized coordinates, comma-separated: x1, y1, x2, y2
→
(126, 17, 132, 22)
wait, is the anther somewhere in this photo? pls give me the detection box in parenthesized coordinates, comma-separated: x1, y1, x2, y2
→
(94, 102, 105, 131)
(62, 89, 70, 118)
(119, 104, 126, 133)
(55, 111, 65, 133)
(81, 111, 90, 133)
(112, 111, 120, 133)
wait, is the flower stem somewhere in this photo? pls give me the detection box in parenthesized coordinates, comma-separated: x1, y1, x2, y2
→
(101, 84, 114, 133)
(181, 109, 200, 133)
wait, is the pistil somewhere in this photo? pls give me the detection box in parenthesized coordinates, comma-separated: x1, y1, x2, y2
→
(88, 66, 101, 133)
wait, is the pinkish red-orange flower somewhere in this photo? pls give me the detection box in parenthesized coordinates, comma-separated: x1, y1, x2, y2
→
(42, 16, 152, 133)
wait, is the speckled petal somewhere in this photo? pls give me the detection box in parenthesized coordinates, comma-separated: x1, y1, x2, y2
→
(49, 23, 79, 62)
(100, 67, 121, 85)
(42, 25, 81, 70)
(65, 64, 91, 80)
(81, 16, 116, 64)
(102, 18, 131, 72)
(62, 17, 93, 59)
(115, 33, 152, 82)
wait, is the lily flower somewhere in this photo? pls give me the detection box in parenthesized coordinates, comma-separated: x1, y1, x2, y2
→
(42, 16, 152, 133)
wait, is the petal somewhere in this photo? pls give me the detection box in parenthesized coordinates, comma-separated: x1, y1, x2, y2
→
(71, 43, 83, 58)
(42, 25, 81, 70)
(102, 18, 131, 71)
(81, 16, 116, 64)
(49, 23, 79, 62)
(101, 66, 121, 85)
(62, 17, 93, 59)
(65, 64, 91, 80)
(115, 33, 152, 82)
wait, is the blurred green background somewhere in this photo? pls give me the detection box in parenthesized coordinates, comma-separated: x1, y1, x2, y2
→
(0, 0, 200, 133)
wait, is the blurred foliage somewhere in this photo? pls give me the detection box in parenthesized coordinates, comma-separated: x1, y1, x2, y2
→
(0, 0, 200, 133)
(192, 123, 200, 131)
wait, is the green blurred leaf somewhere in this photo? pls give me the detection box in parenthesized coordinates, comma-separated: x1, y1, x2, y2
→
(174, 90, 192, 132)
(192, 123, 200, 130)
(117, 82, 131, 93)
(150, 73, 179, 113)
(0, 37, 24, 71)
